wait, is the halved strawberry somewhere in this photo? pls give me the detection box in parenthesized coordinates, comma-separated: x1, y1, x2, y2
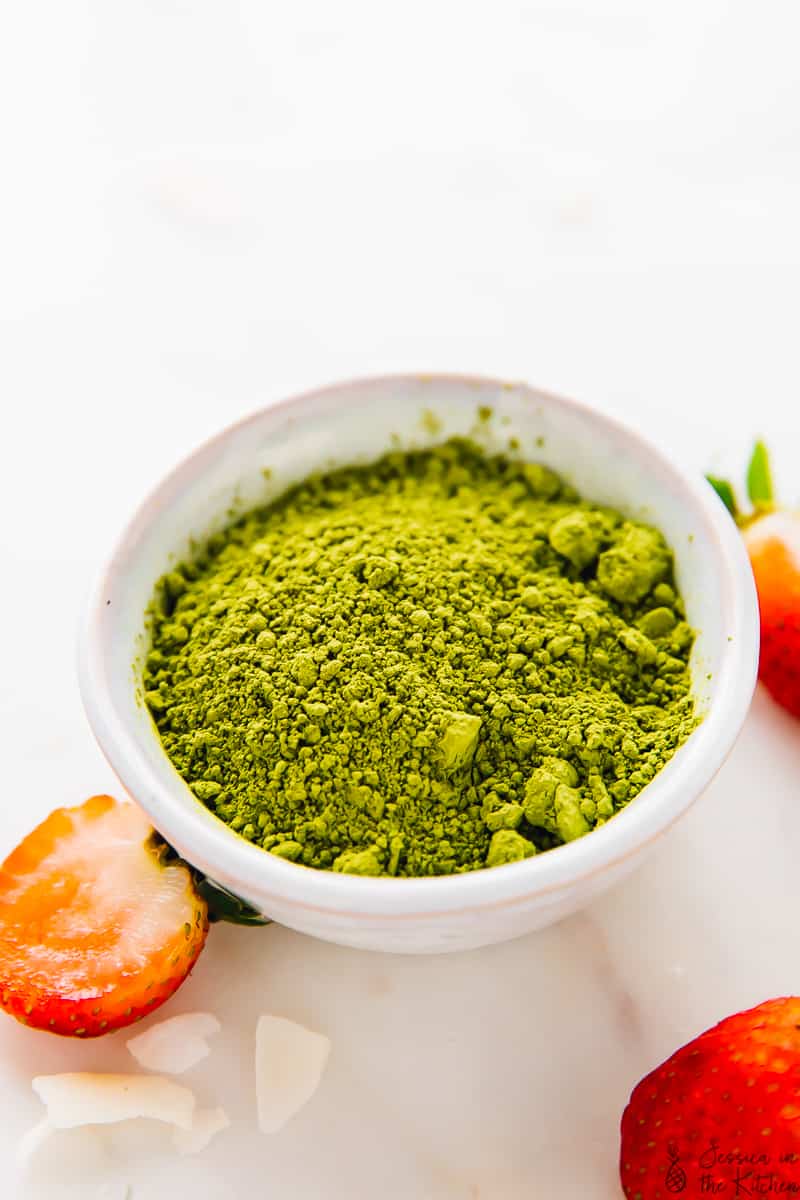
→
(709, 442, 800, 718)
(743, 508, 800, 717)
(0, 795, 208, 1037)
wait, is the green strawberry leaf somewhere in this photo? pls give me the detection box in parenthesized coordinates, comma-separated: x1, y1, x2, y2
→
(746, 440, 774, 508)
(197, 877, 271, 926)
(705, 475, 738, 518)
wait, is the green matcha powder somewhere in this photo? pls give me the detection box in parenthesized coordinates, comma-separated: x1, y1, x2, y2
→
(144, 439, 697, 877)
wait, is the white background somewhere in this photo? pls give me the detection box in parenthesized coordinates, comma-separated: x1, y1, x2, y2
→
(2, 3, 800, 1197)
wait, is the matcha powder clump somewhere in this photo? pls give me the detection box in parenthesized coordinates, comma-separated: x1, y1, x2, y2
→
(144, 439, 697, 877)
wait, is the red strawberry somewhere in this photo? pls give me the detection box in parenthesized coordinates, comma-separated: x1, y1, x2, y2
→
(620, 996, 800, 1198)
(709, 442, 800, 718)
(744, 509, 800, 718)
(0, 795, 208, 1037)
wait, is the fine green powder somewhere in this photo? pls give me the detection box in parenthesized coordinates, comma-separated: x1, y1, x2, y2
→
(144, 439, 697, 877)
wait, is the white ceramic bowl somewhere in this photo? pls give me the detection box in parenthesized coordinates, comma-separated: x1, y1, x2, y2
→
(79, 375, 759, 954)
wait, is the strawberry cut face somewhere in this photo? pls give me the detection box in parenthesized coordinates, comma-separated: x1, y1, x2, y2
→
(708, 441, 800, 722)
(744, 513, 800, 718)
(0, 796, 208, 1036)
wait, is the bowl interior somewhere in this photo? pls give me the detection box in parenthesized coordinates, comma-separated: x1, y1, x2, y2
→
(82, 376, 755, 907)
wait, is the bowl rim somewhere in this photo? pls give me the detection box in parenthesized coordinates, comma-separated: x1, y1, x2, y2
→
(78, 372, 760, 917)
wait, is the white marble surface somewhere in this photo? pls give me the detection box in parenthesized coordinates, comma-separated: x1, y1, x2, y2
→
(2, 2, 800, 1196)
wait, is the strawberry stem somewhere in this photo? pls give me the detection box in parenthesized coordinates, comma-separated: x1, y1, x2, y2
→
(746, 440, 775, 508)
(706, 475, 739, 518)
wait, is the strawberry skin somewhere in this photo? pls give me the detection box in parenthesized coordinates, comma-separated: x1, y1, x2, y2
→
(0, 796, 208, 1037)
(745, 512, 800, 718)
(708, 443, 800, 720)
(620, 997, 800, 1198)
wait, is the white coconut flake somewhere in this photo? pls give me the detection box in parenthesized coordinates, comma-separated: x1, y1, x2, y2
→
(172, 1105, 230, 1155)
(32, 1073, 195, 1131)
(255, 1015, 331, 1133)
(126, 1011, 221, 1075)
(104, 1116, 173, 1160)
(17, 1121, 110, 1187)
(17, 1117, 55, 1168)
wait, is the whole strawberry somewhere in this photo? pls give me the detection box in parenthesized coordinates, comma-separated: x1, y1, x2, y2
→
(709, 442, 800, 718)
(620, 997, 800, 1198)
